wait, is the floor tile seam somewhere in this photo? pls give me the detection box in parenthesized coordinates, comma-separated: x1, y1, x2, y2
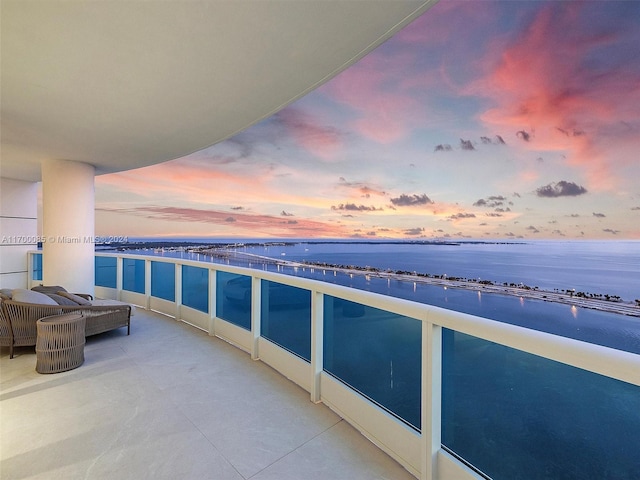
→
(127, 317, 248, 479)
(244, 418, 345, 479)
(89, 333, 247, 479)
(126, 311, 348, 479)
(137, 327, 329, 480)
(113, 314, 246, 398)
(180, 408, 249, 480)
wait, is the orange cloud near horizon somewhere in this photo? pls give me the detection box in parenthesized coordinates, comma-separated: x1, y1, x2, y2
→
(97, 205, 355, 239)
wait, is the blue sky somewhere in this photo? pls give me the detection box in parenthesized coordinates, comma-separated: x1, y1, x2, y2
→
(96, 0, 640, 240)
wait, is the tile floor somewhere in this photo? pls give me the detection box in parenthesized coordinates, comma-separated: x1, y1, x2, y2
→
(0, 308, 415, 480)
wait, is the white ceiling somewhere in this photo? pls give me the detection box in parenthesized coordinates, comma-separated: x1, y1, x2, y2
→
(1, 0, 435, 182)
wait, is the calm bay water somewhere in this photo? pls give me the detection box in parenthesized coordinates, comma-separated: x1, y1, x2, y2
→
(249, 240, 639, 301)
(246, 240, 640, 354)
(125, 239, 640, 354)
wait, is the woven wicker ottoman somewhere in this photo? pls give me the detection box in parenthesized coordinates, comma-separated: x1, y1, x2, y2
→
(36, 313, 86, 374)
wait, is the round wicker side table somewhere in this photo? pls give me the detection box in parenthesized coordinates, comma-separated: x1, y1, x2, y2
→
(36, 313, 86, 374)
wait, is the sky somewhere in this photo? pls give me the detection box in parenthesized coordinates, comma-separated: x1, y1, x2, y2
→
(96, 0, 640, 240)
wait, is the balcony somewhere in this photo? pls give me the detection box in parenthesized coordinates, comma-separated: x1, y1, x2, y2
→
(1, 307, 414, 479)
(6, 251, 640, 479)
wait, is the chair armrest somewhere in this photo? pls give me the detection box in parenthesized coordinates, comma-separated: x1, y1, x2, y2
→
(73, 293, 94, 301)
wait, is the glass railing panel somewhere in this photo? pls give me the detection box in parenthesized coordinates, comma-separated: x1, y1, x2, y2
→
(122, 258, 145, 293)
(260, 280, 311, 361)
(323, 296, 422, 430)
(150, 261, 175, 301)
(181, 265, 208, 313)
(442, 329, 640, 479)
(95, 256, 117, 288)
(32, 252, 43, 281)
(216, 271, 251, 330)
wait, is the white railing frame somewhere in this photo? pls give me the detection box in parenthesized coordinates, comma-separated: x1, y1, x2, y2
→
(27, 250, 640, 480)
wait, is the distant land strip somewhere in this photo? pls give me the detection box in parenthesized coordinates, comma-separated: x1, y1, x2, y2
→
(195, 248, 640, 318)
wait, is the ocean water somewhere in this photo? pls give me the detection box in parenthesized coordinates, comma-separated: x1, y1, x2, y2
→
(247, 240, 640, 301)
(241, 240, 640, 354)
(127, 238, 639, 297)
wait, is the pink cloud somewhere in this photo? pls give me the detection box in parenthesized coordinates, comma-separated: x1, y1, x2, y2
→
(276, 108, 344, 160)
(98, 161, 250, 195)
(99, 205, 353, 238)
(318, 1, 502, 144)
(98, 155, 359, 218)
(469, 2, 640, 191)
(319, 52, 424, 144)
(97, 157, 285, 207)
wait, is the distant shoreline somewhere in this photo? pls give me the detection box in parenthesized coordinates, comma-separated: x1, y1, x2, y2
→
(101, 238, 525, 250)
(100, 240, 639, 317)
(195, 247, 640, 318)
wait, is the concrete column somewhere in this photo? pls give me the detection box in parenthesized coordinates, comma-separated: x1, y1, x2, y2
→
(41, 159, 95, 296)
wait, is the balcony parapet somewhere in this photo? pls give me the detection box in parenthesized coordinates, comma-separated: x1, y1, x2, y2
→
(27, 250, 640, 480)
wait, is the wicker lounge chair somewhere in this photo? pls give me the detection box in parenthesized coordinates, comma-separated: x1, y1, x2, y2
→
(1, 299, 131, 359)
(0, 306, 12, 353)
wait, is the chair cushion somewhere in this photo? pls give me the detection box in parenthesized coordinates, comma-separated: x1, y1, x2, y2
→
(12, 288, 59, 305)
(46, 293, 80, 306)
(56, 291, 92, 306)
(32, 285, 68, 295)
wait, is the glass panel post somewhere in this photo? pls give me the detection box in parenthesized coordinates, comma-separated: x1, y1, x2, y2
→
(116, 257, 123, 297)
(145, 259, 151, 308)
(422, 322, 442, 480)
(208, 269, 216, 336)
(311, 290, 324, 403)
(175, 262, 182, 319)
(251, 276, 261, 360)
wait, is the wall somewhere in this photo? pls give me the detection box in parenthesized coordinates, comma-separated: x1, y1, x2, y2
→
(0, 178, 38, 289)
